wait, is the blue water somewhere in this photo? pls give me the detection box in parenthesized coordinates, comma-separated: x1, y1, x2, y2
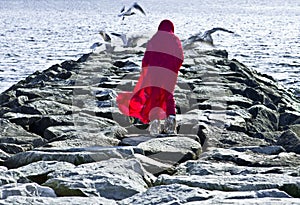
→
(0, 0, 299, 95)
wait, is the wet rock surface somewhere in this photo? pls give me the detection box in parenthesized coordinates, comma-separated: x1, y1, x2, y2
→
(0, 48, 299, 204)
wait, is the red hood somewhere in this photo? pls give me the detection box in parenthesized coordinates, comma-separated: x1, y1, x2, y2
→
(158, 19, 174, 33)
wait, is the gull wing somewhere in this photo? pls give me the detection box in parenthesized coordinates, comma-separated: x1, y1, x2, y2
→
(99, 31, 112, 42)
(132, 2, 146, 15)
(111, 32, 128, 46)
(205, 27, 234, 35)
(120, 5, 125, 13)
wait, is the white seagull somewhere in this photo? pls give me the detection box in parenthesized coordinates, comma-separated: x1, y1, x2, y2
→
(118, 2, 146, 20)
(90, 31, 114, 52)
(111, 32, 146, 48)
(183, 27, 234, 47)
(111, 32, 128, 46)
(90, 42, 103, 51)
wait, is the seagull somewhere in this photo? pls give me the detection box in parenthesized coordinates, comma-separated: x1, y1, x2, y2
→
(111, 32, 128, 46)
(183, 27, 234, 47)
(111, 32, 146, 48)
(90, 42, 103, 52)
(118, 2, 146, 20)
(99, 31, 112, 42)
(90, 31, 114, 52)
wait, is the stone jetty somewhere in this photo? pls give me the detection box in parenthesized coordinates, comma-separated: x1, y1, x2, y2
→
(0, 46, 300, 204)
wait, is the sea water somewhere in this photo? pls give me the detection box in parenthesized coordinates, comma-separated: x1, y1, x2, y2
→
(0, 0, 299, 96)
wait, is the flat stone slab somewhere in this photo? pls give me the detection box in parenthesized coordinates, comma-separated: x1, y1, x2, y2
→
(0, 118, 46, 148)
(12, 161, 76, 184)
(0, 183, 56, 199)
(156, 173, 300, 197)
(176, 159, 300, 177)
(0, 196, 116, 205)
(119, 184, 295, 205)
(43, 158, 154, 200)
(137, 136, 202, 164)
(4, 146, 141, 169)
(119, 184, 212, 204)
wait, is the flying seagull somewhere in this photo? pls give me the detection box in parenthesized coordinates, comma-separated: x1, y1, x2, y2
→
(90, 31, 114, 52)
(99, 31, 112, 42)
(90, 42, 103, 52)
(111, 32, 146, 48)
(111, 32, 128, 46)
(118, 2, 146, 20)
(183, 27, 234, 47)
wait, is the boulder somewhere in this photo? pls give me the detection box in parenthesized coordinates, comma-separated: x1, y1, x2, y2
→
(19, 99, 75, 115)
(276, 129, 300, 154)
(0, 149, 10, 162)
(12, 161, 75, 184)
(0, 118, 46, 148)
(200, 147, 300, 167)
(279, 110, 300, 127)
(247, 104, 279, 133)
(137, 136, 202, 164)
(43, 126, 120, 147)
(43, 158, 153, 200)
(119, 184, 212, 205)
(134, 153, 175, 175)
(3, 146, 138, 169)
(0, 196, 117, 205)
(0, 183, 56, 199)
(176, 159, 299, 177)
(156, 173, 300, 197)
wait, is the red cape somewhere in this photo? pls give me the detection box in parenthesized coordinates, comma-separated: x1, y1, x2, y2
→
(117, 20, 184, 123)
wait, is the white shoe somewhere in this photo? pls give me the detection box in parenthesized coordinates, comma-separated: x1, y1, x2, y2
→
(148, 119, 161, 135)
(164, 115, 177, 134)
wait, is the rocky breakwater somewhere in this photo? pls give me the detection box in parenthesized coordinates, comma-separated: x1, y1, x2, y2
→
(0, 46, 300, 204)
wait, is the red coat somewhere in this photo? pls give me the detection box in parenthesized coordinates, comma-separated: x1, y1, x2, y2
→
(117, 20, 184, 123)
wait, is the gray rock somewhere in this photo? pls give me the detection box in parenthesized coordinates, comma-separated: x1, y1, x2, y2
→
(0, 118, 46, 148)
(43, 126, 120, 147)
(231, 145, 285, 155)
(0, 169, 30, 186)
(43, 158, 153, 200)
(0, 166, 7, 172)
(242, 87, 264, 103)
(156, 173, 300, 197)
(120, 135, 154, 146)
(279, 110, 300, 127)
(200, 147, 300, 167)
(28, 115, 74, 136)
(0, 183, 56, 199)
(71, 113, 127, 139)
(28, 113, 126, 139)
(0, 196, 117, 205)
(121, 134, 201, 146)
(176, 160, 299, 177)
(4, 146, 138, 169)
(247, 104, 279, 133)
(195, 189, 296, 205)
(2, 112, 42, 129)
(0, 149, 10, 162)
(15, 87, 70, 100)
(12, 161, 75, 184)
(137, 136, 202, 164)
(276, 129, 300, 154)
(205, 125, 271, 148)
(119, 183, 212, 205)
(1, 96, 29, 110)
(200, 197, 300, 205)
(19, 99, 74, 115)
(134, 153, 175, 175)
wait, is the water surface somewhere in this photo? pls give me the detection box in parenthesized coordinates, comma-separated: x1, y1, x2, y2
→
(0, 0, 299, 95)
